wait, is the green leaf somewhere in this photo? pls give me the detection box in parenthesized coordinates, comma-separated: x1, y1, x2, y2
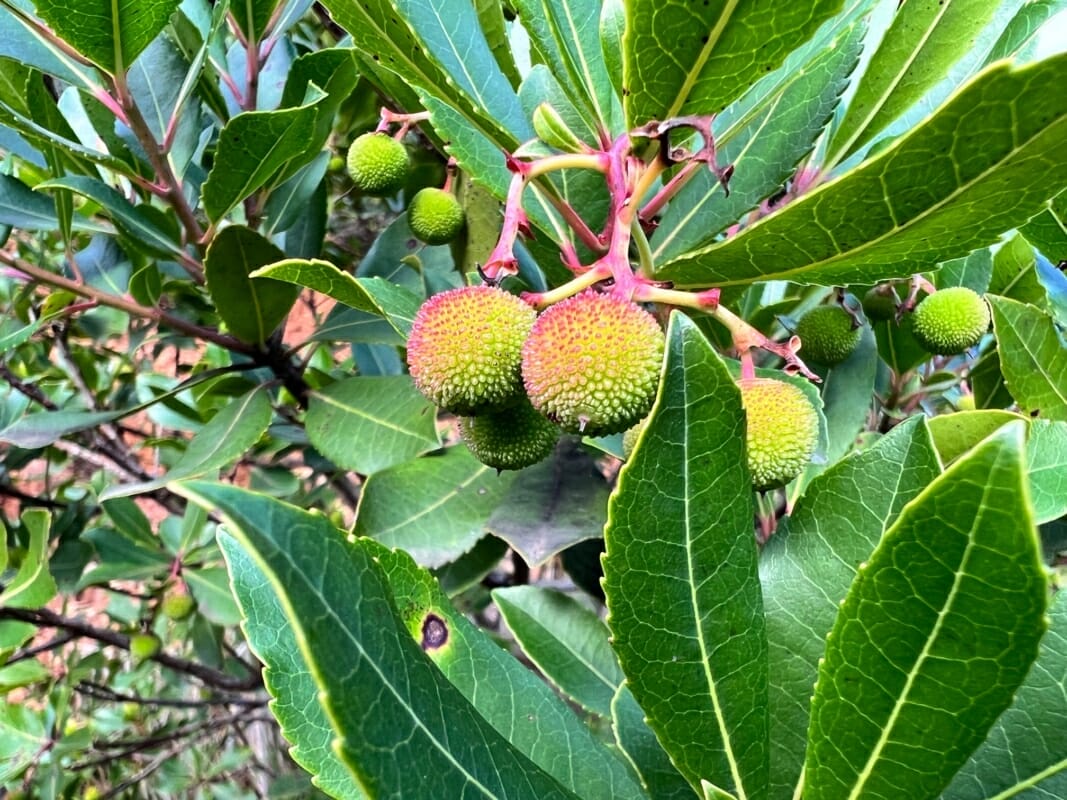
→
(366, 542, 648, 800)
(177, 481, 580, 799)
(989, 295, 1067, 419)
(78, 525, 170, 587)
(30, 0, 181, 74)
(250, 258, 422, 337)
(942, 589, 1067, 799)
(1028, 420, 1067, 525)
(986, 0, 1067, 64)
(230, 0, 282, 42)
(353, 445, 512, 568)
(815, 324, 877, 467)
(603, 313, 767, 799)
(493, 586, 623, 718)
(0, 509, 57, 609)
(201, 87, 330, 222)
(927, 409, 1021, 465)
(803, 421, 1047, 800)
(656, 56, 1067, 288)
(611, 684, 694, 800)
(653, 14, 866, 261)
(1023, 191, 1067, 262)
(0, 173, 104, 231)
(827, 0, 1002, 163)
(989, 233, 1047, 306)
(431, 535, 509, 596)
(0, 9, 100, 89)
(0, 408, 127, 448)
(184, 566, 242, 626)
(36, 176, 183, 258)
(100, 387, 272, 499)
(760, 417, 942, 799)
(320, 0, 531, 147)
(305, 376, 440, 476)
(486, 441, 610, 567)
(510, 0, 622, 133)
(622, 0, 843, 125)
(204, 226, 300, 345)
(221, 533, 366, 799)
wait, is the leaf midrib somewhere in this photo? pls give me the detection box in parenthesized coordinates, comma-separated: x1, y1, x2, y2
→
(665, 0, 742, 120)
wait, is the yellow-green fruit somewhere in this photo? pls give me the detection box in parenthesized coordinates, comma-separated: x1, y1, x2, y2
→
(161, 592, 195, 621)
(911, 287, 990, 355)
(795, 305, 862, 366)
(862, 285, 899, 322)
(129, 633, 160, 662)
(82, 787, 101, 800)
(739, 377, 819, 491)
(957, 394, 976, 411)
(345, 132, 410, 195)
(522, 291, 665, 435)
(459, 398, 560, 470)
(407, 285, 536, 414)
(408, 187, 465, 245)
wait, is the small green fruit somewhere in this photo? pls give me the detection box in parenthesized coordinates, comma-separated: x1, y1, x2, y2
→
(161, 592, 195, 621)
(408, 187, 465, 245)
(739, 377, 819, 491)
(82, 787, 101, 800)
(957, 394, 976, 411)
(459, 399, 561, 470)
(795, 305, 862, 366)
(522, 291, 665, 436)
(345, 132, 410, 196)
(911, 287, 990, 355)
(129, 633, 160, 662)
(862, 285, 900, 322)
(407, 285, 536, 414)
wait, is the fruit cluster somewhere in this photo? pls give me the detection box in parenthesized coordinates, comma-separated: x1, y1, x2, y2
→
(406, 285, 666, 470)
(346, 127, 466, 246)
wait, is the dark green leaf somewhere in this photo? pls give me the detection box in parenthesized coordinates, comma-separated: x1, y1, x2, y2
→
(201, 88, 330, 222)
(0, 11, 98, 88)
(431, 535, 509, 596)
(603, 313, 766, 799)
(827, 0, 1002, 163)
(623, 0, 843, 125)
(989, 233, 1047, 306)
(31, 0, 181, 73)
(927, 409, 1021, 465)
(988, 295, 1067, 419)
(1023, 191, 1067, 262)
(354, 445, 512, 568)
(815, 325, 877, 467)
(250, 258, 422, 337)
(657, 56, 1067, 288)
(230, 0, 282, 42)
(305, 376, 440, 476)
(761, 416, 941, 800)
(804, 422, 1047, 800)
(368, 542, 647, 800)
(177, 481, 580, 799)
(204, 226, 300, 345)
(184, 566, 241, 626)
(0, 509, 57, 609)
(611, 684, 694, 800)
(493, 586, 623, 718)
(221, 534, 366, 799)
(486, 441, 610, 567)
(935, 247, 994, 294)
(942, 590, 1067, 799)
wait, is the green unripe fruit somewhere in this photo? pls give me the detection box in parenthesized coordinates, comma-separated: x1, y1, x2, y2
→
(739, 377, 819, 491)
(794, 305, 862, 366)
(522, 291, 665, 436)
(129, 633, 160, 662)
(161, 592, 195, 621)
(862, 285, 900, 322)
(345, 132, 410, 195)
(957, 394, 976, 411)
(407, 285, 536, 414)
(911, 287, 990, 355)
(459, 398, 561, 470)
(408, 187, 465, 245)
(622, 417, 649, 460)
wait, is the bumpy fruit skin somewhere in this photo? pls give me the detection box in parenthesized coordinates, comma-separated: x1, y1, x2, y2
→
(795, 305, 862, 365)
(862, 285, 899, 322)
(129, 633, 161, 662)
(407, 285, 536, 414)
(911, 287, 990, 355)
(522, 291, 665, 435)
(161, 592, 195, 621)
(739, 377, 819, 491)
(346, 132, 410, 195)
(459, 398, 560, 470)
(408, 188, 465, 245)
